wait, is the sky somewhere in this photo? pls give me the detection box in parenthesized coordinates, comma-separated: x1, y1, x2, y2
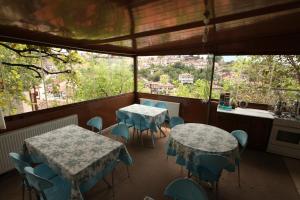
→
(223, 56, 237, 62)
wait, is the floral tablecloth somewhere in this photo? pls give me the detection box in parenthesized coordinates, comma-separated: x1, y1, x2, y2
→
(119, 104, 167, 132)
(166, 123, 239, 170)
(24, 125, 132, 200)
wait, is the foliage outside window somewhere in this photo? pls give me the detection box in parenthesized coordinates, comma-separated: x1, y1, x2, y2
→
(213, 56, 300, 105)
(138, 55, 213, 100)
(0, 42, 133, 116)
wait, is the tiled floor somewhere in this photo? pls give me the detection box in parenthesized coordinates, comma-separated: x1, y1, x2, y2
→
(0, 128, 299, 200)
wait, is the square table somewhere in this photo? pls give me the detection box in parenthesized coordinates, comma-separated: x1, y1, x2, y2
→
(119, 104, 168, 143)
(24, 124, 132, 200)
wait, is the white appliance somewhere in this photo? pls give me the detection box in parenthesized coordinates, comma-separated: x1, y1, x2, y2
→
(267, 117, 300, 159)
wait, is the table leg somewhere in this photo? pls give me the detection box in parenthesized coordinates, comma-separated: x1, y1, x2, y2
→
(158, 126, 166, 137)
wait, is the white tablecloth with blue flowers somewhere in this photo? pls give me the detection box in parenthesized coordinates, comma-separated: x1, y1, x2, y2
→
(24, 125, 132, 200)
(166, 123, 239, 171)
(119, 104, 167, 132)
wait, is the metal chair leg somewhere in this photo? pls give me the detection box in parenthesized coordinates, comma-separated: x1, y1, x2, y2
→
(112, 169, 115, 200)
(216, 181, 219, 200)
(238, 164, 241, 187)
(22, 182, 25, 200)
(126, 165, 130, 178)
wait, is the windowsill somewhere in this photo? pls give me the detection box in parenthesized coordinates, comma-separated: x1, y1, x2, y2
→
(217, 107, 275, 119)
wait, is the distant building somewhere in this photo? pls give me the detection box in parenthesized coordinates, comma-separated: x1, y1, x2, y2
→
(179, 73, 194, 84)
(145, 81, 174, 95)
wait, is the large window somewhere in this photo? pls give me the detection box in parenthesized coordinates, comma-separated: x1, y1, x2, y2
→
(213, 55, 300, 105)
(0, 42, 133, 116)
(138, 55, 213, 100)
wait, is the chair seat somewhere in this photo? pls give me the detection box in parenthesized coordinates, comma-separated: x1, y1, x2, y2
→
(43, 176, 71, 200)
(34, 164, 57, 180)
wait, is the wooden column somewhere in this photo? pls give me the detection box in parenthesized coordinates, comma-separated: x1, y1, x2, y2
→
(133, 55, 138, 102)
(207, 54, 216, 124)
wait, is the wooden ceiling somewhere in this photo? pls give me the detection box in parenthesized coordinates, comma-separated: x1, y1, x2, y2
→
(0, 0, 300, 56)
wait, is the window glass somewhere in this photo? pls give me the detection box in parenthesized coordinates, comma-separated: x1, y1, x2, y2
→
(0, 42, 133, 116)
(213, 55, 300, 105)
(138, 55, 213, 100)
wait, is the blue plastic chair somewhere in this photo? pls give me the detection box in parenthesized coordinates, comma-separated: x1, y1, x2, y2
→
(9, 152, 57, 200)
(142, 100, 155, 106)
(80, 160, 118, 194)
(24, 166, 71, 200)
(86, 116, 103, 134)
(229, 130, 248, 186)
(131, 113, 155, 146)
(116, 110, 133, 128)
(112, 124, 130, 143)
(164, 178, 208, 200)
(154, 102, 169, 135)
(169, 116, 184, 128)
(192, 154, 229, 196)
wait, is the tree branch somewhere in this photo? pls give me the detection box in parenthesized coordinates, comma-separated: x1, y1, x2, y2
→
(0, 43, 77, 63)
(1, 62, 72, 78)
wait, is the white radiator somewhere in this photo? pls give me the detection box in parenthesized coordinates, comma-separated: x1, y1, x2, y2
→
(0, 114, 78, 174)
(140, 98, 180, 118)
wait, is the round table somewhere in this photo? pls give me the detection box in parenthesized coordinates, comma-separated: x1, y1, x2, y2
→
(166, 123, 239, 169)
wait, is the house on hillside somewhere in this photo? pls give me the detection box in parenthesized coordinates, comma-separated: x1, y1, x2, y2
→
(179, 73, 194, 84)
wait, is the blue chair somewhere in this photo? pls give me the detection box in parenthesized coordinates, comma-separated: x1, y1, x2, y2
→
(164, 178, 208, 200)
(229, 130, 248, 186)
(169, 116, 184, 128)
(80, 160, 118, 194)
(112, 124, 130, 143)
(24, 166, 70, 200)
(154, 102, 169, 136)
(131, 113, 155, 146)
(87, 116, 103, 134)
(192, 154, 229, 195)
(142, 100, 154, 106)
(111, 124, 131, 177)
(9, 152, 57, 200)
(116, 110, 133, 128)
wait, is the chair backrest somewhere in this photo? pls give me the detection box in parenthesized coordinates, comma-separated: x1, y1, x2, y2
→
(164, 178, 208, 200)
(111, 124, 130, 142)
(9, 152, 31, 175)
(87, 116, 103, 133)
(142, 100, 154, 106)
(195, 154, 228, 182)
(24, 166, 54, 194)
(116, 110, 129, 123)
(170, 116, 184, 128)
(231, 130, 248, 154)
(131, 113, 148, 130)
(154, 101, 167, 109)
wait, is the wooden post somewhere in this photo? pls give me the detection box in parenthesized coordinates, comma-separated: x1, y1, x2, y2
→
(207, 54, 216, 124)
(133, 56, 138, 102)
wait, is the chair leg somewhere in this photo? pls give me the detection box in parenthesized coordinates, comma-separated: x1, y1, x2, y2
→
(28, 187, 32, 200)
(112, 170, 115, 200)
(126, 165, 130, 178)
(238, 164, 241, 187)
(215, 182, 219, 200)
(151, 131, 155, 148)
(22, 182, 25, 200)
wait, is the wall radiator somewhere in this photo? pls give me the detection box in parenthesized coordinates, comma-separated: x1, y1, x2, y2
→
(0, 114, 78, 175)
(139, 98, 180, 118)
